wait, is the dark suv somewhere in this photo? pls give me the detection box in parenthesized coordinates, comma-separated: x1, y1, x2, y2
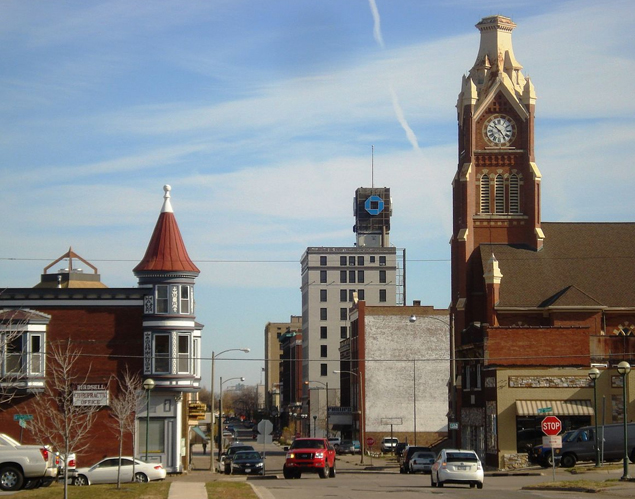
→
(400, 445, 432, 473)
(283, 438, 336, 479)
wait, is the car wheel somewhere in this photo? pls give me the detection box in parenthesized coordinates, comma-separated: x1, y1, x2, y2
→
(295, 471, 301, 479)
(74, 475, 89, 486)
(134, 472, 149, 483)
(319, 464, 329, 479)
(561, 454, 576, 468)
(477, 482, 484, 489)
(329, 464, 336, 478)
(23, 479, 41, 490)
(283, 467, 292, 479)
(0, 466, 24, 492)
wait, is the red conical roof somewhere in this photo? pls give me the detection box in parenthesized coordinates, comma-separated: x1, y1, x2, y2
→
(134, 185, 200, 274)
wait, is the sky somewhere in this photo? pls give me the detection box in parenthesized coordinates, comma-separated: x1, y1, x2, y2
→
(2, 0, 635, 388)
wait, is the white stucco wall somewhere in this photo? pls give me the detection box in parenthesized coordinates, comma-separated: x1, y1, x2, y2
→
(364, 314, 450, 435)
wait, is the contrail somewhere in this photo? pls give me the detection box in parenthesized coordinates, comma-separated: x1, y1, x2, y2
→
(368, 0, 385, 48)
(367, 1, 421, 152)
(390, 86, 420, 151)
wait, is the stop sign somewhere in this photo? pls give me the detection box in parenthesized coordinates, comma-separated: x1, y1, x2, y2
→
(366, 437, 375, 447)
(541, 416, 562, 436)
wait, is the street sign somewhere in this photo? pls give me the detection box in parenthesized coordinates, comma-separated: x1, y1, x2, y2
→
(13, 414, 33, 421)
(257, 419, 273, 436)
(541, 416, 562, 436)
(449, 422, 459, 430)
(366, 437, 375, 447)
(537, 406, 553, 414)
(542, 435, 562, 449)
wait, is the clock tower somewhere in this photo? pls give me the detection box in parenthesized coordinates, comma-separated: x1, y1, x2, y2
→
(451, 15, 543, 333)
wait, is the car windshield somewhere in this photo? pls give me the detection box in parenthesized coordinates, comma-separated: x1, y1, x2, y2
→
(446, 452, 478, 463)
(290, 439, 325, 450)
(234, 452, 260, 461)
(228, 446, 253, 455)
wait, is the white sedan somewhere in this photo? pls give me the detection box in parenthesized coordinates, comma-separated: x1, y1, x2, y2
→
(73, 457, 166, 485)
(430, 449, 483, 489)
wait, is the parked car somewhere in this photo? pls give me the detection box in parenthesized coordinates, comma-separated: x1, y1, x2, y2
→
(395, 442, 408, 458)
(380, 437, 399, 453)
(230, 450, 264, 475)
(73, 457, 166, 485)
(399, 445, 432, 473)
(335, 440, 360, 455)
(328, 437, 341, 447)
(529, 429, 576, 467)
(283, 437, 336, 479)
(517, 428, 545, 453)
(222, 444, 255, 474)
(558, 423, 635, 468)
(0, 433, 58, 491)
(409, 451, 436, 474)
(430, 449, 483, 489)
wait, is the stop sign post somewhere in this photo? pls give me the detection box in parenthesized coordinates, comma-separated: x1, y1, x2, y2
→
(541, 416, 562, 436)
(541, 415, 561, 480)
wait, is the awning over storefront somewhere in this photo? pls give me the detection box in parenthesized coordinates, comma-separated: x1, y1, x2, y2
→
(515, 400, 593, 416)
(191, 426, 209, 441)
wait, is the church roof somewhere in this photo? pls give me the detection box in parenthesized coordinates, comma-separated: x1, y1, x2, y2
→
(480, 222, 635, 309)
(133, 185, 200, 274)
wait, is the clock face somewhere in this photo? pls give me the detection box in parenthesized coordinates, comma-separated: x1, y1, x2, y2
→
(484, 114, 516, 145)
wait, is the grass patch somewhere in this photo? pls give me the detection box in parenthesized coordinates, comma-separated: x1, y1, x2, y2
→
(17, 481, 170, 499)
(523, 480, 619, 492)
(206, 482, 258, 499)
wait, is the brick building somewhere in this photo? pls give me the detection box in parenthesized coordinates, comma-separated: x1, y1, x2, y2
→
(0, 185, 203, 473)
(451, 16, 635, 468)
(338, 302, 450, 454)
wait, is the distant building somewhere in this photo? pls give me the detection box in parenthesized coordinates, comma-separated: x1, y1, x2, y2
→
(263, 316, 301, 415)
(300, 187, 404, 437)
(0, 186, 203, 473)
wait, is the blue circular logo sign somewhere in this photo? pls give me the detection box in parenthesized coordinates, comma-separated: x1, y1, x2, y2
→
(364, 195, 384, 215)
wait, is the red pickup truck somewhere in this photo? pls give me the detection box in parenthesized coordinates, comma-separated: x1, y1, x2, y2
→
(283, 437, 336, 479)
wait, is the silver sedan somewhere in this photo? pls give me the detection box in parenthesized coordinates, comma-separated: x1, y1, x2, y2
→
(73, 457, 166, 485)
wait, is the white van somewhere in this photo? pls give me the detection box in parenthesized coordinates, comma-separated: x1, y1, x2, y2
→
(559, 423, 635, 467)
(380, 437, 399, 453)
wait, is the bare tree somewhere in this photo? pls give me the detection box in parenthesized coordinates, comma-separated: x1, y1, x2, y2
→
(0, 309, 30, 405)
(28, 339, 99, 499)
(107, 367, 143, 488)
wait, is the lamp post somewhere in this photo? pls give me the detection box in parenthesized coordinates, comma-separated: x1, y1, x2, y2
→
(617, 361, 631, 481)
(588, 367, 601, 467)
(142, 378, 155, 462)
(334, 369, 365, 464)
(305, 380, 329, 438)
(210, 348, 249, 472)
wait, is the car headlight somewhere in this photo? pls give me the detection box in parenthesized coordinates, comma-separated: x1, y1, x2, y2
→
(315, 452, 324, 458)
(287, 452, 295, 459)
(255, 462, 263, 467)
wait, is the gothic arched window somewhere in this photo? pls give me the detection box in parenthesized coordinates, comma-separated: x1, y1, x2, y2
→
(509, 174, 520, 213)
(495, 174, 505, 213)
(480, 175, 490, 213)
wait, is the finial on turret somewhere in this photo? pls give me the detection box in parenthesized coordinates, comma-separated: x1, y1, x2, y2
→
(161, 184, 173, 213)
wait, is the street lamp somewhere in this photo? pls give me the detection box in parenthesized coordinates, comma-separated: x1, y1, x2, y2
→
(617, 361, 631, 481)
(334, 369, 365, 464)
(142, 378, 155, 462)
(305, 380, 329, 438)
(588, 367, 601, 467)
(210, 347, 250, 472)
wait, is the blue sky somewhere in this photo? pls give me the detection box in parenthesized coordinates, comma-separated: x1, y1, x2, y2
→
(2, 0, 634, 387)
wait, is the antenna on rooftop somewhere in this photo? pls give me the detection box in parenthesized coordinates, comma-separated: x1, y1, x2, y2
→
(371, 145, 374, 188)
